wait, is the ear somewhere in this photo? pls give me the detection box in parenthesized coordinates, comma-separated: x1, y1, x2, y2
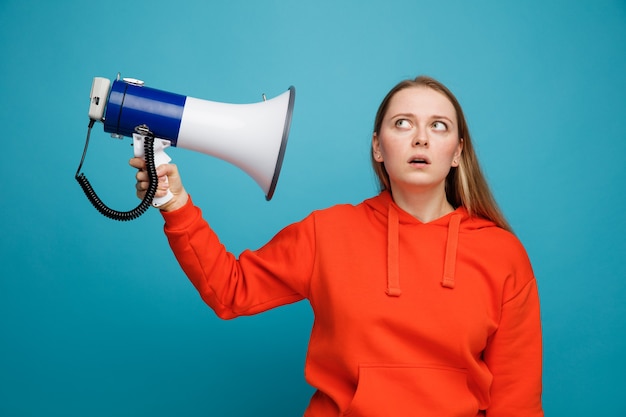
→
(372, 133, 383, 161)
(452, 137, 464, 167)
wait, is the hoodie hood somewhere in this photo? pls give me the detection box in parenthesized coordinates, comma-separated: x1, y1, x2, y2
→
(364, 191, 497, 296)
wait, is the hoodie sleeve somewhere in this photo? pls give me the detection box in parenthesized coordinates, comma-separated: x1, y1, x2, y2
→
(483, 249, 544, 416)
(161, 197, 315, 319)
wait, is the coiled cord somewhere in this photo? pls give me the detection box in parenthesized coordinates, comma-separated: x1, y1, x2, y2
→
(75, 122, 158, 221)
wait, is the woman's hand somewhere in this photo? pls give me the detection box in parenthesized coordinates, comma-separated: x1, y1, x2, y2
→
(129, 157, 189, 212)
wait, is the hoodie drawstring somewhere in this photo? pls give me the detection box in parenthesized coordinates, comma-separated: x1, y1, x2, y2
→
(385, 204, 462, 296)
(386, 204, 402, 297)
(442, 213, 462, 289)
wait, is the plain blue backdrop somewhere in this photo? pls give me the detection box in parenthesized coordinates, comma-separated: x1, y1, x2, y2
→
(1, 0, 625, 415)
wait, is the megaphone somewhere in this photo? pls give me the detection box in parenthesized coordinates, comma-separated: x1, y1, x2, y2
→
(76, 74, 295, 221)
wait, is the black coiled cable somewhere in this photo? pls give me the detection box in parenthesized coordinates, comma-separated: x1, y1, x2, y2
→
(75, 121, 159, 221)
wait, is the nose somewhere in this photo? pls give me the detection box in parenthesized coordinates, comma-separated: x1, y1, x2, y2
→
(413, 126, 429, 147)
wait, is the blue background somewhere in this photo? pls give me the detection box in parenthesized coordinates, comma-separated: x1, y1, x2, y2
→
(1, 0, 625, 415)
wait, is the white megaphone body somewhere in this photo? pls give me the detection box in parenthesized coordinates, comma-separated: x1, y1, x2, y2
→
(86, 75, 295, 209)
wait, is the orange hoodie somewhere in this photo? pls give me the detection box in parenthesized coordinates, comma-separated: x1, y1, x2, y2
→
(162, 191, 543, 417)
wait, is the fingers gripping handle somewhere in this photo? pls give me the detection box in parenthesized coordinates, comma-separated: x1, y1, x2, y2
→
(132, 133, 174, 207)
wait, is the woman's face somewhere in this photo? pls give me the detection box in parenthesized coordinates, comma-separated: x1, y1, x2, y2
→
(372, 86, 463, 197)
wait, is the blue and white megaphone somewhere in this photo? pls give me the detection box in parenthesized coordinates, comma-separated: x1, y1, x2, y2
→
(76, 74, 295, 221)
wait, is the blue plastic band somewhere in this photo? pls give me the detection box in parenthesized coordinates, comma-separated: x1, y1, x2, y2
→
(103, 80, 186, 145)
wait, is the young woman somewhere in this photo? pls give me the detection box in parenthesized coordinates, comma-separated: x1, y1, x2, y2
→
(131, 76, 544, 416)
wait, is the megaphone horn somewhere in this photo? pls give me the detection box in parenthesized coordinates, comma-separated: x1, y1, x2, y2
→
(174, 88, 295, 201)
(78, 75, 296, 221)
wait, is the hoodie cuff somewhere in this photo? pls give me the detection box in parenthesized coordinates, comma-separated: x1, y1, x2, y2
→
(160, 195, 199, 231)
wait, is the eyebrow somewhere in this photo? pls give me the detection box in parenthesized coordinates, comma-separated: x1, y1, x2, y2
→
(392, 113, 455, 124)
(431, 114, 455, 124)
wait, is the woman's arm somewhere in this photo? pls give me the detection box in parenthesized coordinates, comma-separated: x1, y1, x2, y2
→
(484, 275, 544, 416)
(131, 158, 314, 319)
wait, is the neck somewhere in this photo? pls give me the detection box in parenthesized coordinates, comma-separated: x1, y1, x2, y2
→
(389, 185, 455, 223)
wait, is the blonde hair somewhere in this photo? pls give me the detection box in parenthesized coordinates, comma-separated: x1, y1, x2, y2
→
(371, 75, 512, 232)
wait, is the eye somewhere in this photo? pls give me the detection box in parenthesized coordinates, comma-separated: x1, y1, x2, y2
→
(395, 119, 412, 129)
(431, 121, 448, 131)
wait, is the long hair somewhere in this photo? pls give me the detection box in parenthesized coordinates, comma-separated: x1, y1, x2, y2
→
(371, 75, 512, 232)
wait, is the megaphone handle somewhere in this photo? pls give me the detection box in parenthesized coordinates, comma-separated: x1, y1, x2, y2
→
(132, 133, 174, 207)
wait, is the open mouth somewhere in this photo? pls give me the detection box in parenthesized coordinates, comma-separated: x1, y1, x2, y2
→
(409, 157, 430, 165)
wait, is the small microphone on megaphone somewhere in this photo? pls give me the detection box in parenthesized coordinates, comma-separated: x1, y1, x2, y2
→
(76, 74, 296, 221)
